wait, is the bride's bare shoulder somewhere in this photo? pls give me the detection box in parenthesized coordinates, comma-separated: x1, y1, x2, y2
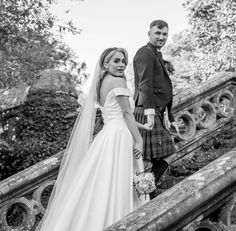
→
(103, 75, 126, 89)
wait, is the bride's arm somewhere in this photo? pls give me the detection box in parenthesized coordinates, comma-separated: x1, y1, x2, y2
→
(115, 95, 143, 144)
(108, 78, 143, 159)
(117, 96, 143, 159)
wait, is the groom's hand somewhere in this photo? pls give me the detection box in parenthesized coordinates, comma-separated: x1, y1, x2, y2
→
(170, 121, 179, 134)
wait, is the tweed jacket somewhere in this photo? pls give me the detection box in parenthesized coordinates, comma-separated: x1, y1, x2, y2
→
(133, 42, 174, 122)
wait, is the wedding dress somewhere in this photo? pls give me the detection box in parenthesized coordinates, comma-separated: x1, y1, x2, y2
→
(39, 87, 148, 231)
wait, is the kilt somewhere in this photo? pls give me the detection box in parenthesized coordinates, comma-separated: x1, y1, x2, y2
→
(134, 107, 176, 161)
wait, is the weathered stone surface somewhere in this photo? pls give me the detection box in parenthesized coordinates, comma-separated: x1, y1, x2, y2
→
(105, 148, 236, 230)
(173, 72, 236, 110)
(0, 152, 62, 203)
(0, 82, 29, 111)
(0, 69, 78, 112)
(29, 69, 77, 96)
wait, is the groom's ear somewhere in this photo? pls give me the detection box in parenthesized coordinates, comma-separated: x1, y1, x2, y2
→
(148, 31, 150, 36)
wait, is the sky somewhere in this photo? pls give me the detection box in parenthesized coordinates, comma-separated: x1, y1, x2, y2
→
(54, 0, 190, 73)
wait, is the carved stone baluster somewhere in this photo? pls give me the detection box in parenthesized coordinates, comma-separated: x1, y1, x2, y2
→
(193, 100, 216, 129)
(229, 86, 236, 113)
(219, 192, 236, 230)
(33, 180, 55, 215)
(0, 197, 39, 231)
(214, 90, 235, 118)
(174, 111, 196, 141)
(182, 219, 225, 231)
(194, 219, 225, 231)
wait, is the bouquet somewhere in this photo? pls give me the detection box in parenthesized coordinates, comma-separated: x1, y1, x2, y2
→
(133, 172, 156, 197)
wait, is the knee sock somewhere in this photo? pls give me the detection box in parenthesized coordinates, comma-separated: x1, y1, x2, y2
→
(151, 158, 169, 184)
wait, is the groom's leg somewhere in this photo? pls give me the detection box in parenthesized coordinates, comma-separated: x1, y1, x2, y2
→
(149, 158, 169, 199)
(151, 158, 169, 185)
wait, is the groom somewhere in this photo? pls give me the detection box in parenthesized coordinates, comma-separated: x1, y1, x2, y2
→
(133, 19, 179, 198)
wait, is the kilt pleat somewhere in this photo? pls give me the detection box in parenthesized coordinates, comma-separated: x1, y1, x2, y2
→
(134, 107, 176, 161)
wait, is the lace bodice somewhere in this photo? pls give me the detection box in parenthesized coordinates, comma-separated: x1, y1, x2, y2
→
(100, 87, 134, 124)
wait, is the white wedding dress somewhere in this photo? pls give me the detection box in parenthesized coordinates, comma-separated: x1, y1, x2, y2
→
(39, 87, 148, 231)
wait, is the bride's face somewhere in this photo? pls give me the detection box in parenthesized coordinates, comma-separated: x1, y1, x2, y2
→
(105, 51, 127, 77)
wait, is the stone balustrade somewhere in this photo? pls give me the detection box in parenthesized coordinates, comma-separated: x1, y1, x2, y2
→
(105, 148, 236, 231)
(0, 72, 235, 230)
(171, 72, 236, 160)
(0, 152, 62, 230)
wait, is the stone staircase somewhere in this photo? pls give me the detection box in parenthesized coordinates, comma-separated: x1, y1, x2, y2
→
(0, 71, 235, 231)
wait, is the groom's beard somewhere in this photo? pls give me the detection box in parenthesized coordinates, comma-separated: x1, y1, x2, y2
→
(155, 41, 166, 50)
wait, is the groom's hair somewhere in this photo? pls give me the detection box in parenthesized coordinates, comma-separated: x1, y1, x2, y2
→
(150, 20, 168, 29)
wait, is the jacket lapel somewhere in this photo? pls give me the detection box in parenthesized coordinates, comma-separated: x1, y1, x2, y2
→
(147, 43, 169, 76)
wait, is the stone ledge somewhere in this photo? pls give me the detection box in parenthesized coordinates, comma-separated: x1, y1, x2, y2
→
(105, 148, 236, 231)
(0, 151, 63, 204)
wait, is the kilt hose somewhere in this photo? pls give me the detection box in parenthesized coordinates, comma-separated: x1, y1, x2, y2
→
(134, 107, 176, 162)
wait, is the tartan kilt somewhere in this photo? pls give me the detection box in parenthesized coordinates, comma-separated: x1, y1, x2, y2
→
(134, 107, 176, 161)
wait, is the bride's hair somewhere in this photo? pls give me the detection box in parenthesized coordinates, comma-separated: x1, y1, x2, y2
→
(96, 47, 128, 102)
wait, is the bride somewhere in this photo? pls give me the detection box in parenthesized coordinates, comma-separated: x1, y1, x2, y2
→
(37, 47, 151, 231)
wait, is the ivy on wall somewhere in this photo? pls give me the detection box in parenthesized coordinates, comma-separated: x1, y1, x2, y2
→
(0, 89, 79, 180)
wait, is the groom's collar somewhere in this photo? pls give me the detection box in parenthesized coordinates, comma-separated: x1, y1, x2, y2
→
(147, 42, 161, 53)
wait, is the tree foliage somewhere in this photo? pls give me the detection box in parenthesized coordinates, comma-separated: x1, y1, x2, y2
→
(163, 31, 198, 81)
(0, 0, 82, 89)
(184, 0, 236, 73)
(164, 0, 236, 82)
(0, 87, 79, 180)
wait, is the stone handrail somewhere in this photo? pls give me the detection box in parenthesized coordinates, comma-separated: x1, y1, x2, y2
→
(0, 152, 63, 230)
(105, 148, 236, 231)
(171, 72, 236, 160)
(0, 72, 235, 230)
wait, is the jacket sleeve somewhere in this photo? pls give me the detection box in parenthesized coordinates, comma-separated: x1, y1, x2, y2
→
(167, 98, 175, 122)
(133, 48, 155, 110)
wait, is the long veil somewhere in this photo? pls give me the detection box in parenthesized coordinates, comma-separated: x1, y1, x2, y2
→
(37, 63, 100, 230)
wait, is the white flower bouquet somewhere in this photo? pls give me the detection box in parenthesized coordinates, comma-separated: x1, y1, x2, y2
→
(133, 172, 156, 197)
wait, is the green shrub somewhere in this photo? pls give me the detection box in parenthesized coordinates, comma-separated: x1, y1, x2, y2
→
(0, 90, 78, 180)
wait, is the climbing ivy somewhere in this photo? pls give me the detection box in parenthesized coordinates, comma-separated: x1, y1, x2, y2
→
(0, 90, 79, 180)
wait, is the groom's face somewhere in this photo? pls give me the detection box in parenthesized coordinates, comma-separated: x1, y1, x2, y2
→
(148, 26, 168, 49)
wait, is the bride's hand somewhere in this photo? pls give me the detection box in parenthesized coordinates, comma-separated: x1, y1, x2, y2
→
(142, 123, 153, 131)
(133, 142, 143, 159)
(137, 122, 153, 131)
